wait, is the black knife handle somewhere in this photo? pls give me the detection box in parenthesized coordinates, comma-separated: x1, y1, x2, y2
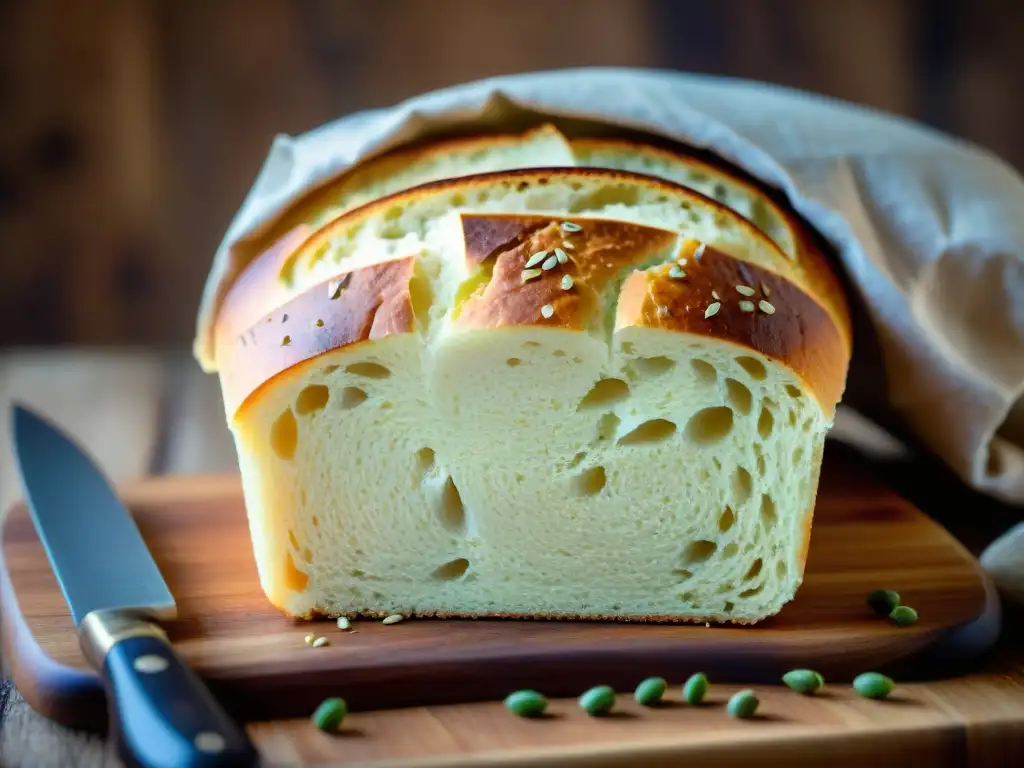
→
(100, 632, 261, 768)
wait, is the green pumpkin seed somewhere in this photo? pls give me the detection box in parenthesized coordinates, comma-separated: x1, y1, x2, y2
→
(682, 672, 709, 705)
(312, 697, 347, 732)
(726, 689, 759, 718)
(504, 690, 548, 717)
(634, 677, 667, 707)
(867, 589, 901, 617)
(889, 605, 918, 627)
(578, 685, 615, 716)
(782, 669, 824, 695)
(853, 672, 894, 699)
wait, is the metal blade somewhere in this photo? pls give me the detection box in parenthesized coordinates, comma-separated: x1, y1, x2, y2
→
(10, 404, 176, 626)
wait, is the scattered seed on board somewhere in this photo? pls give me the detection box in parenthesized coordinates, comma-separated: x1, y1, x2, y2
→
(525, 250, 548, 269)
(281, 335, 292, 346)
(561, 275, 574, 291)
(736, 284, 755, 296)
(867, 589, 901, 617)
(738, 300, 755, 313)
(761, 282, 771, 297)
(504, 690, 548, 717)
(560, 221, 583, 232)
(311, 636, 330, 648)
(304, 634, 316, 646)
(562, 240, 575, 250)
(521, 268, 542, 283)
(682, 673, 709, 705)
(382, 614, 404, 625)
(727, 689, 760, 718)
(853, 672, 895, 699)
(555, 247, 569, 264)
(889, 605, 918, 627)
(693, 243, 706, 261)
(669, 266, 686, 279)
(578, 685, 616, 716)
(712, 290, 721, 300)
(541, 304, 555, 319)
(541, 255, 559, 271)
(634, 677, 668, 707)
(312, 697, 347, 733)
(705, 302, 721, 319)
(677, 257, 687, 267)
(336, 617, 351, 630)
(782, 669, 825, 695)
(758, 300, 776, 315)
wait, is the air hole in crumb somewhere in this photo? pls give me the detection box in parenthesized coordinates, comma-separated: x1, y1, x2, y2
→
(786, 384, 802, 398)
(724, 601, 735, 613)
(680, 591, 696, 603)
(758, 407, 775, 439)
(792, 447, 805, 466)
(723, 542, 739, 558)
(523, 341, 542, 348)
(270, 409, 298, 460)
(578, 378, 630, 409)
(596, 412, 621, 442)
(506, 358, 521, 367)
(712, 456, 722, 471)
(620, 342, 635, 355)
(725, 378, 753, 414)
(718, 506, 736, 532)
(322, 365, 339, 375)
(718, 582, 734, 594)
(573, 465, 607, 496)
(437, 476, 467, 534)
(732, 466, 753, 503)
(760, 494, 777, 531)
(682, 539, 718, 565)
(568, 451, 587, 469)
(331, 388, 365, 412)
(301, 490, 308, 506)
(302, 547, 313, 564)
(288, 530, 299, 550)
(789, 410, 799, 427)
(553, 349, 567, 357)
(802, 417, 814, 433)
(691, 359, 717, 384)
(295, 384, 330, 415)
(630, 356, 676, 378)
(312, 515, 319, 528)
(685, 406, 734, 445)
(756, 451, 767, 477)
(674, 569, 693, 581)
(617, 419, 677, 446)
(346, 361, 391, 379)
(416, 447, 436, 472)
(350, 569, 365, 578)
(736, 355, 767, 380)
(744, 558, 763, 581)
(432, 558, 470, 580)
(739, 583, 765, 598)
(776, 560, 788, 579)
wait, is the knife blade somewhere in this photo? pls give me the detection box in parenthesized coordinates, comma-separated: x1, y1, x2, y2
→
(11, 404, 260, 768)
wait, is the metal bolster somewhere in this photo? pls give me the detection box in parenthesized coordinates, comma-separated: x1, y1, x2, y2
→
(78, 608, 172, 667)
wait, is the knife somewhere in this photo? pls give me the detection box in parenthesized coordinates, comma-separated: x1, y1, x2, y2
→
(11, 404, 261, 768)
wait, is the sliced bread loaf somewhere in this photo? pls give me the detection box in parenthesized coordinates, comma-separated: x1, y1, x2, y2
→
(216, 168, 850, 623)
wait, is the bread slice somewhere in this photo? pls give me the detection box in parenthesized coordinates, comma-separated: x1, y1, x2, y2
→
(217, 168, 850, 624)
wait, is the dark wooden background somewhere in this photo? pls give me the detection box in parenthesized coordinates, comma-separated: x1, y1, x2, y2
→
(0, 0, 1021, 349)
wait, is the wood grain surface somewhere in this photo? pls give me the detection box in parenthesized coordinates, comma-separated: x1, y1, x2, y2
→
(0, 449, 1001, 743)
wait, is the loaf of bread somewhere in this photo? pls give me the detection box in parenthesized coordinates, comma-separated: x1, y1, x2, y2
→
(212, 130, 851, 624)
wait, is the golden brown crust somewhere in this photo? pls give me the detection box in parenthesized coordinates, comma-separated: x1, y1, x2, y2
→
(219, 257, 417, 418)
(457, 215, 848, 412)
(618, 242, 848, 412)
(457, 214, 680, 331)
(218, 169, 851, 419)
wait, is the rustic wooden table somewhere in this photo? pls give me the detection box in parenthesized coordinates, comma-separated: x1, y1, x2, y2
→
(0, 349, 1021, 768)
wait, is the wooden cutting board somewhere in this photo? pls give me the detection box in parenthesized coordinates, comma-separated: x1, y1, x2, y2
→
(0, 448, 1000, 734)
